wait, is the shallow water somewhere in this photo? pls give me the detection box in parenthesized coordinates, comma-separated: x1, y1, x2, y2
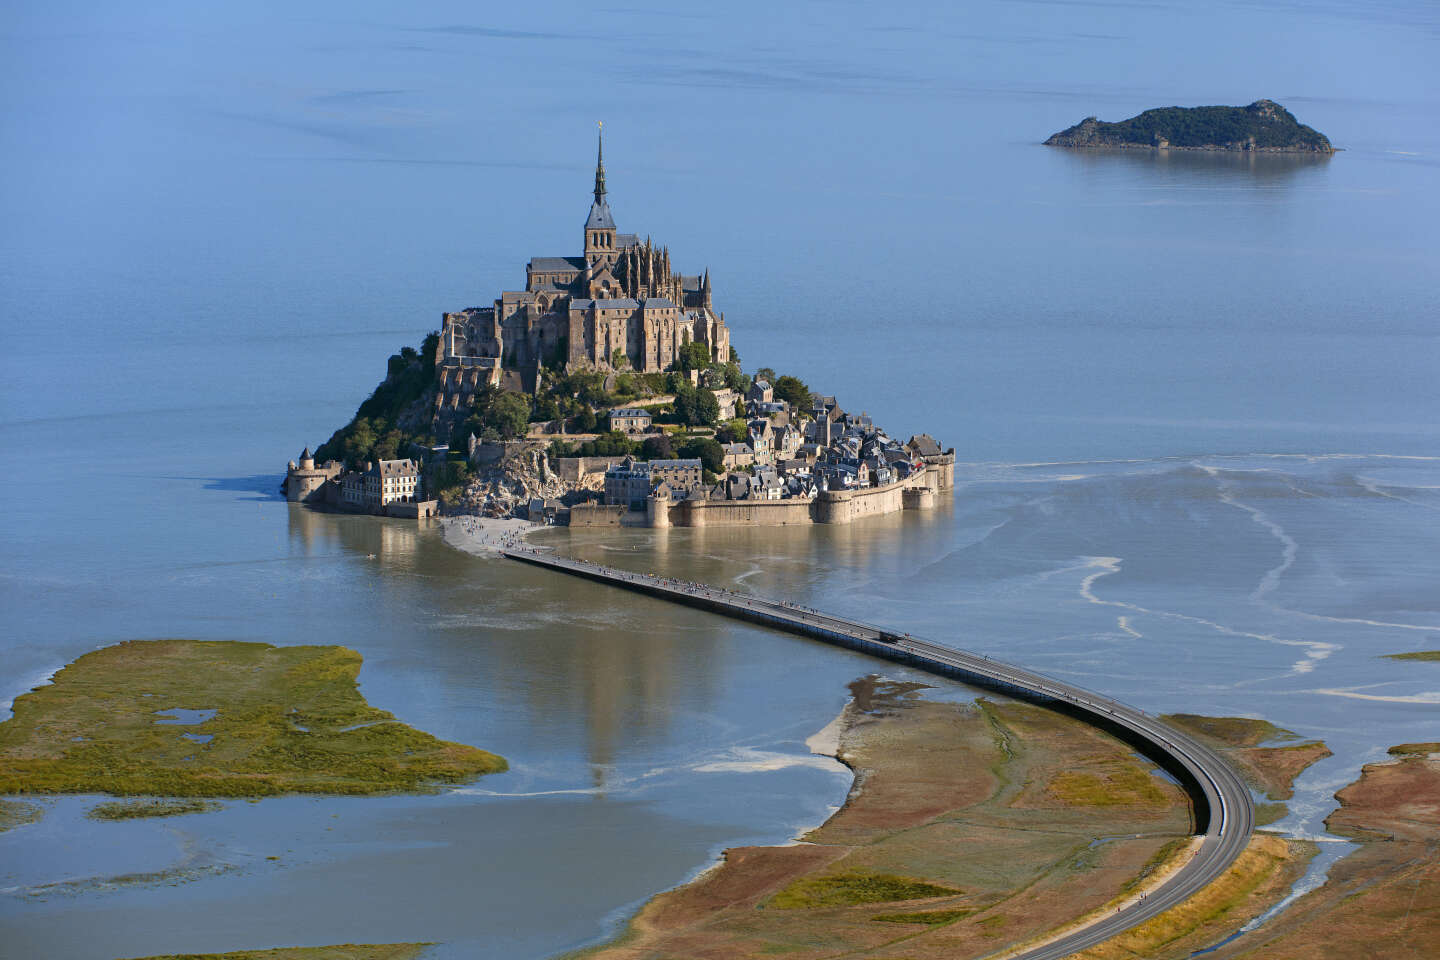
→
(3, 0, 1438, 957)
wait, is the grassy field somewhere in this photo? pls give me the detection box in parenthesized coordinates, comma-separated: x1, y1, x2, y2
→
(768, 871, 961, 909)
(119, 945, 432, 960)
(1161, 714, 1296, 748)
(1389, 742, 1440, 756)
(0, 639, 506, 797)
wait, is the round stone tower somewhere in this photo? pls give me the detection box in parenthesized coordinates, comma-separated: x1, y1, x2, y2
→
(285, 447, 336, 503)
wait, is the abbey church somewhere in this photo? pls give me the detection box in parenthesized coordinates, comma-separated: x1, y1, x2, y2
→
(434, 130, 731, 425)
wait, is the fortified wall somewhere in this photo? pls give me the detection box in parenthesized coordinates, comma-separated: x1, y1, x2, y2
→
(570, 452, 955, 529)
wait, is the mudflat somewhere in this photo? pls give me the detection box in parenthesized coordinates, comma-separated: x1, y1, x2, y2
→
(0, 639, 506, 798)
(118, 946, 432, 960)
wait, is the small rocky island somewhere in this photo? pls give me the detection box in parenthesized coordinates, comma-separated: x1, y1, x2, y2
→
(1045, 99, 1334, 153)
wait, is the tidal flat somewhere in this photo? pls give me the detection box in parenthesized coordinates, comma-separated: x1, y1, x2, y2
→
(570, 680, 1329, 960)
(1180, 745, 1440, 958)
(120, 946, 432, 960)
(0, 639, 506, 798)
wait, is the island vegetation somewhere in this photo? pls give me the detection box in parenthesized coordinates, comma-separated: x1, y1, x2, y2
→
(309, 332, 819, 507)
(1045, 100, 1334, 153)
(0, 639, 506, 798)
(88, 798, 223, 820)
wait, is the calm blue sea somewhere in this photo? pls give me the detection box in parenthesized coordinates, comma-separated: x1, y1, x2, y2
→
(2, 1, 1438, 957)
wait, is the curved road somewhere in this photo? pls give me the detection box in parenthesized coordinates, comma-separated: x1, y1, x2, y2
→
(503, 548, 1254, 959)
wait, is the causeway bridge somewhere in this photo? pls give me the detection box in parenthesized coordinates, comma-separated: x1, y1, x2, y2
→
(503, 547, 1254, 960)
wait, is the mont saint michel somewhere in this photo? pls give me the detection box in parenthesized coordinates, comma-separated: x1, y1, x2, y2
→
(286, 130, 955, 529)
(6, 5, 1440, 960)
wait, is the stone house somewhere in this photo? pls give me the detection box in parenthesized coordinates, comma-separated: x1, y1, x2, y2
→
(649, 458, 704, 492)
(609, 407, 653, 435)
(747, 419, 773, 465)
(367, 459, 422, 507)
(722, 442, 754, 470)
(603, 457, 652, 506)
(747, 379, 773, 404)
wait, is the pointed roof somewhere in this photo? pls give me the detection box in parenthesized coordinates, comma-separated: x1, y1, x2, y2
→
(585, 123, 615, 230)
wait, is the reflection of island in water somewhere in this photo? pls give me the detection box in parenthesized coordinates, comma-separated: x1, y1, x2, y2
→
(284, 504, 723, 789)
(1051, 145, 1333, 182)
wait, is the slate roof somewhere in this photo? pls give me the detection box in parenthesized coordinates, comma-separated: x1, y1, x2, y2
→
(372, 459, 420, 478)
(529, 256, 587, 272)
(641, 297, 678, 309)
(585, 200, 616, 230)
(908, 434, 942, 457)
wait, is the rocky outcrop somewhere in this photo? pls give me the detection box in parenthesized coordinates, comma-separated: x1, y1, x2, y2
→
(1045, 100, 1335, 153)
(449, 442, 601, 518)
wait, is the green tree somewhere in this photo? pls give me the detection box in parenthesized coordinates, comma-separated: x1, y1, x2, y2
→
(728, 346, 740, 364)
(570, 405, 597, 433)
(610, 348, 629, 369)
(677, 436, 724, 473)
(755, 366, 777, 384)
(531, 394, 560, 423)
(640, 434, 674, 460)
(772, 375, 812, 412)
(672, 385, 720, 427)
(673, 341, 711, 372)
(714, 419, 749, 445)
(483, 392, 531, 440)
(575, 431, 637, 457)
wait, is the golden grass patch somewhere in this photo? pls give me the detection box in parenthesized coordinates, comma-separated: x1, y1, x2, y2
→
(1066, 834, 1297, 960)
(1046, 760, 1168, 807)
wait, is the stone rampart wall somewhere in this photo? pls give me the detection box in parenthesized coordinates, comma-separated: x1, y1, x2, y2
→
(568, 503, 628, 527)
(670, 498, 815, 527)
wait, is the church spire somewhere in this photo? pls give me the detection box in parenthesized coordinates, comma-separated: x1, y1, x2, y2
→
(593, 121, 607, 204)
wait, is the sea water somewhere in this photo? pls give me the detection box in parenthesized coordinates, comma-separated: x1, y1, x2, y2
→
(2, 1, 1438, 957)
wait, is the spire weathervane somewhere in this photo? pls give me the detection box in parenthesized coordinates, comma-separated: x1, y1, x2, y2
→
(594, 121, 607, 203)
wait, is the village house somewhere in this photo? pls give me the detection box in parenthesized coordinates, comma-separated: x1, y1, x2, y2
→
(748, 419, 774, 465)
(649, 458, 704, 492)
(603, 457, 652, 506)
(746, 378, 773, 404)
(366, 459, 423, 507)
(608, 407, 653, 435)
(722, 442, 754, 470)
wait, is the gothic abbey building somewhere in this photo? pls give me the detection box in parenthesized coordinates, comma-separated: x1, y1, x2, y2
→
(434, 132, 731, 428)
